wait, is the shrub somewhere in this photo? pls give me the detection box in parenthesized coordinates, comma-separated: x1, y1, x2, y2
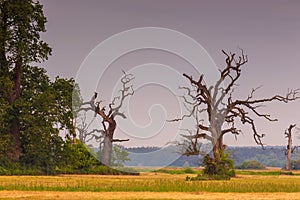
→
(183, 167, 195, 174)
(236, 160, 266, 170)
(203, 152, 235, 179)
(61, 141, 100, 171)
(187, 152, 235, 181)
(291, 160, 300, 170)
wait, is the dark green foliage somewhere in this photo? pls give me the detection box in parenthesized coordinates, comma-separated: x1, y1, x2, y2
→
(154, 167, 196, 175)
(187, 152, 235, 181)
(203, 152, 235, 179)
(1, 0, 59, 172)
(236, 170, 298, 176)
(60, 141, 99, 171)
(56, 165, 139, 175)
(183, 167, 195, 174)
(236, 160, 266, 170)
(0, 65, 78, 174)
(0, 0, 52, 65)
(0, 0, 136, 175)
(186, 153, 235, 181)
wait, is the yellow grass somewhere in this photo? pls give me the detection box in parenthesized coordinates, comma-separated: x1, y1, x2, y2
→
(1, 191, 300, 200)
(1, 172, 300, 199)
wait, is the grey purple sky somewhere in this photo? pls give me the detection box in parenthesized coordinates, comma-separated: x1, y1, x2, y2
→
(39, 0, 300, 147)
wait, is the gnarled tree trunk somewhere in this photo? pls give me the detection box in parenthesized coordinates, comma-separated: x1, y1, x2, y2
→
(286, 135, 292, 171)
(285, 124, 296, 171)
(77, 72, 134, 167)
(101, 119, 116, 166)
(101, 135, 113, 166)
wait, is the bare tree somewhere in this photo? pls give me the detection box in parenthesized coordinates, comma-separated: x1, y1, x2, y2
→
(77, 71, 134, 166)
(76, 112, 104, 146)
(284, 124, 298, 171)
(172, 50, 300, 164)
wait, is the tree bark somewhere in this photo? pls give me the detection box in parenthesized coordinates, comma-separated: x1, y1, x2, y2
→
(285, 124, 296, 171)
(286, 137, 292, 171)
(101, 119, 116, 166)
(9, 125, 21, 161)
(101, 135, 113, 166)
(213, 141, 220, 161)
(8, 59, 23, 161)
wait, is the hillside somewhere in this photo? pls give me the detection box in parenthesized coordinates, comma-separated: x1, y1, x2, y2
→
(125, 146, 300, 168)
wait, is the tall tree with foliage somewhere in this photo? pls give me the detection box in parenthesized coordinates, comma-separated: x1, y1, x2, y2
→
(0, 0, 51, 161)
(21, 66, 79, 170)
(172, 50, 299, 178)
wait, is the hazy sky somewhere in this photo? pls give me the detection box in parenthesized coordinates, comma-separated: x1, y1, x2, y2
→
(39, 0, 300, 147)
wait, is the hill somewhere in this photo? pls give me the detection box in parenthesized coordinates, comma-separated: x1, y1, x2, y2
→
(125, 146, 300, 168)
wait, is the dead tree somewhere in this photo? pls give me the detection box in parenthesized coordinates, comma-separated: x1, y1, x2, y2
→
(77, 72, 134, 166)
(76, 112, 104, 146)
(171, 50, 300, 163)
(284, 124, 298, 171)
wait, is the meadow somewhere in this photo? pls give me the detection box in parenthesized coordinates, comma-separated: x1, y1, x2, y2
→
(0, 169, 300, 199)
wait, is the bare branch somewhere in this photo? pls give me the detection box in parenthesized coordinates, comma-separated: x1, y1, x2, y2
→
(172, 49, 300, 158)
(112, 138, 130, 142)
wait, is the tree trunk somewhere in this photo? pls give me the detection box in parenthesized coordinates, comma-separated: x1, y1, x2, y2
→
(286, 135, 292, 171)
(101, 119, 116, 166)
(213, 139, 220, 161)
(101, 135, 113, 166)
(10, 124, 21, 161)
(210, 117, 223, 162)
(8, 59, 23, 161)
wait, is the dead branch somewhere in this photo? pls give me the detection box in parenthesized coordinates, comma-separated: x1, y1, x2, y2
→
(171, 49, 300, 156)
(112, 139, 130, 142)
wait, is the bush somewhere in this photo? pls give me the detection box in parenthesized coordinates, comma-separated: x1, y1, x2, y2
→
(203, 152, 235, 179)
(236, 160, 266, 170)
(187, 152, 235, 181)
(56, 165, 139, 175)
(291, 160, 300, 170)
(154, 167, 196, 174)
(183, 167, 195, 174)
(60, 141, 100, 171)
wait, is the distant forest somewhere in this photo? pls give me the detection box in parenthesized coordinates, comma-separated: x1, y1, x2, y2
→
(125, 146, 300, 168)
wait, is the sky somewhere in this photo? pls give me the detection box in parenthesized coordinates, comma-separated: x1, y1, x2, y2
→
(39, 0, 300, 148)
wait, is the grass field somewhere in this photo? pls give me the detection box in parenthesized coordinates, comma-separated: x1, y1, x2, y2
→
(0, 170, 300, 199)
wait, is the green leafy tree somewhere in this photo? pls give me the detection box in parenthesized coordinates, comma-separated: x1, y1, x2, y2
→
(0, 0, 51, 160)
(17, 66, 77, 173)
(111, 144, 130, 167)
(60, 141, 99, 172)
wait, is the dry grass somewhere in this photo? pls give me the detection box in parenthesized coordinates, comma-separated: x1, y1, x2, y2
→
(1, 191, 300, 200)
(0, 172, 300, 199)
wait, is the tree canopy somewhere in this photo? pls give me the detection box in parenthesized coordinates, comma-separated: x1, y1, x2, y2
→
(0, 0, 51, 160)
(0, 0, 89, 174)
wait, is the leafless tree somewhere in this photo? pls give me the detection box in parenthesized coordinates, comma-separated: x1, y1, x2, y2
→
(76, 112, 104, 146)
(171, 50, 300, 163)
(77, 71, 134, 166)
(284, 124, 299, 171)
